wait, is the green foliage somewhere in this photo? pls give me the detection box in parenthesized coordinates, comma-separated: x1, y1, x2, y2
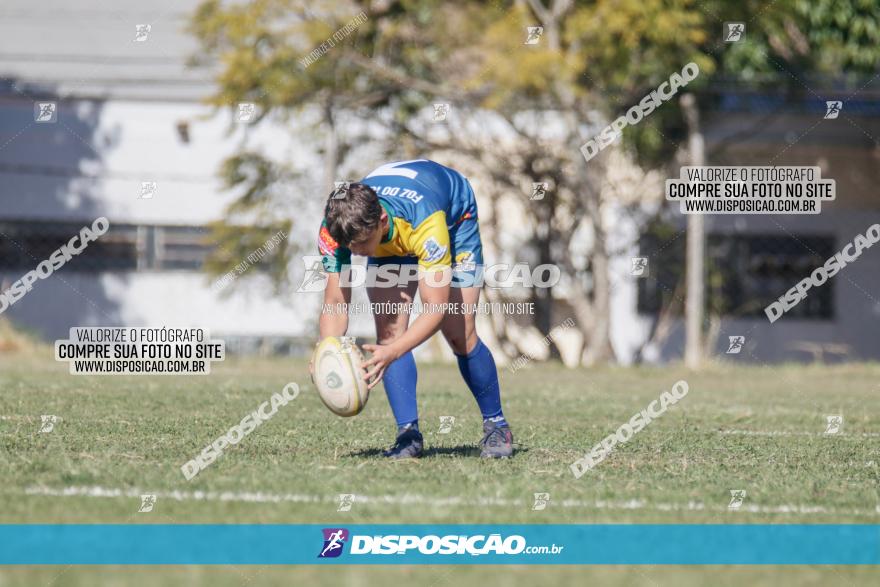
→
(566, 0, 712, 99)
(716, 0, 880, 77)
(202, 151, 297, 293)
(796, 0, 880, 71)
(202, 219, 294, 295)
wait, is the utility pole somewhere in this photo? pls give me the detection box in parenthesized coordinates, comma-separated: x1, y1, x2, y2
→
(680, 93, 705, 369)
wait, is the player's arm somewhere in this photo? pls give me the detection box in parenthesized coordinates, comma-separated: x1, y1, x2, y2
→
(319, 271, 351, 338)
(362, 273, 450, 388)
(363, 211, 452, 387)
(316, 222, 353, 337)
(393, 267, 450, 347)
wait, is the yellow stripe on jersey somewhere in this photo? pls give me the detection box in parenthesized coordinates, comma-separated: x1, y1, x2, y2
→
(372, 210, 451, 269)
(407, 210, 451, 269)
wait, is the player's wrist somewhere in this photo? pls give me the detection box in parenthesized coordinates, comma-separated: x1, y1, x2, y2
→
(387, 340, 406, 360)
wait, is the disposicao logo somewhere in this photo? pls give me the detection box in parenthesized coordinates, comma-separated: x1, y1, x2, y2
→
(318, 528, 349, 558)
(317, 530, 563, 558)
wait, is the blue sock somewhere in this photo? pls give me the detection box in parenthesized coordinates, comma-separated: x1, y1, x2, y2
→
(382, 350, 419, 430)
(456, 339, 508, 427)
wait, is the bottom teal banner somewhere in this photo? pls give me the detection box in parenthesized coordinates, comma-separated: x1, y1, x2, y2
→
(1, 524, 878, 565)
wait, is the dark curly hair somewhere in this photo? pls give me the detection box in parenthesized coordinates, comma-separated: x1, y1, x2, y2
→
(323, 182, 382, 247)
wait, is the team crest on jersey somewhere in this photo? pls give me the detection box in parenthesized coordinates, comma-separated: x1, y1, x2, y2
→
(422, 237, 447, 263)
(318, 226, 339, 256)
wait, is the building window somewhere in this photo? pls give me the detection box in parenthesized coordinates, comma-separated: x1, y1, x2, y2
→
(0, 220, 213, 272)
(147, 225, 212, 271)
(638, 229, 834, 320)
(0, 220, 138, 271)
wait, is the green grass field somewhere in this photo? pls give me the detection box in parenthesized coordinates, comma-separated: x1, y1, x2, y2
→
(1, 351, 878, 585)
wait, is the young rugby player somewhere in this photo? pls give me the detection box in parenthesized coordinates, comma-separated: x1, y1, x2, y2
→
(315, 159, 513, 459)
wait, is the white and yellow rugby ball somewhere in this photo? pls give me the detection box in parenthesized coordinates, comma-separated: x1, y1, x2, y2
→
(311, 336, 370, 417)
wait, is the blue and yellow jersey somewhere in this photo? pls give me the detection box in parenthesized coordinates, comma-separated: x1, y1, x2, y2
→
(318, 159, 477, 272)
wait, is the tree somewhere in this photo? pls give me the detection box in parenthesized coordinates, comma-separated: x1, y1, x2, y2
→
(189, 0, 711, 365)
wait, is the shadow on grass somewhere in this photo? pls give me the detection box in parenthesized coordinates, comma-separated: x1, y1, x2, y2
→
(345, 445, 529, 459)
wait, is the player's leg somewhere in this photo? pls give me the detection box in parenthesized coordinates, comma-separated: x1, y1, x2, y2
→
(366, 256, 422, 458)
(442, 216, 513, 458)
(441, 284, 513, 458)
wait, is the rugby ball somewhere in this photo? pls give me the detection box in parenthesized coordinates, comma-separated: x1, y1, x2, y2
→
(311, 336, 371, 417)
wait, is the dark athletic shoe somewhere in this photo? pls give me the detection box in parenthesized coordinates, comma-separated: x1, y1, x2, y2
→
(479, 420, 514, 458)
(382, 425, 423, 459)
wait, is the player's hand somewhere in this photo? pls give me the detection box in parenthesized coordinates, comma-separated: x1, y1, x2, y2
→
(361, 343, 401, 390)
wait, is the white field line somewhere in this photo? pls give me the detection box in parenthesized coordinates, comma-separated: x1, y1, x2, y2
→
(23, 485, 880, 518)
(719, 429, 880, 437)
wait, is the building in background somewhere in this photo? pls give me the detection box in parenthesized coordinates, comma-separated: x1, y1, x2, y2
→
(0, 0, 329, 351)
(629, 81, 880, 363)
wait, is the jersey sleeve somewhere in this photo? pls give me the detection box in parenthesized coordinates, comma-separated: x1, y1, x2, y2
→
(317, 221, 351, 273)
(406, 210, 451, 270)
